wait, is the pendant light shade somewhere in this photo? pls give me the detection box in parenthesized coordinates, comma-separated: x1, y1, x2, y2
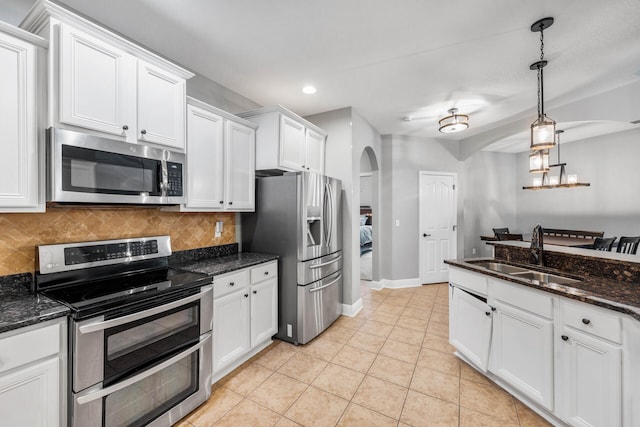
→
(529, 17, 556, 151)
(529, 149, 549, 173)
(530, 113, 556, 150)
(438, 108, 469, 133)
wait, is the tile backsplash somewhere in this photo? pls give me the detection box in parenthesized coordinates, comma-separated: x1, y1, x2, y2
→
(0, 207, 235, 276)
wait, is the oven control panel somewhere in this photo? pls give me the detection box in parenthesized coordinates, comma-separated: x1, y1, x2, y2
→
(37, 236, 172, 274)
(65, 240, 159, 265)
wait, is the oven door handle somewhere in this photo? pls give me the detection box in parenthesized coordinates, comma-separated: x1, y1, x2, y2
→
(78, 285, 212, 334)
(76, 332, 211, 405)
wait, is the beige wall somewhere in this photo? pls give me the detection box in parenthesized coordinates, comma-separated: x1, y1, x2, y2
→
(0, 208, 235, 275)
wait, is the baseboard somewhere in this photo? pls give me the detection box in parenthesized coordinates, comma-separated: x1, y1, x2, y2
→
(341, 298, 363, 317)
(374, 278, 422, 290)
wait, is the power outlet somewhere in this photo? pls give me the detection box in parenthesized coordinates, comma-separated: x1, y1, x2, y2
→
(287, 324, 293, 337)
(214, 221, 223, 237)
(472, 248, 477, 255)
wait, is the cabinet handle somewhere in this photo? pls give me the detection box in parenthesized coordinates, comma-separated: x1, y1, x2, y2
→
(307, 167, 310, 170)
(423, 233, 431, 237)
(229, 282, 234, 286)
(561, 335, 569, 341)
(141, 129, 147, 135)
(253, 290, 257, 294)
(219, 200, 224, 204)
(122, 125, 129, 131)
(229, 201, 233, 205)
(485, 311, 491, 316)
(244, 293, 249, 298)
(302, 165, 305, 169)
(581, 318, 591, 325)
(264, 271, 269, 275)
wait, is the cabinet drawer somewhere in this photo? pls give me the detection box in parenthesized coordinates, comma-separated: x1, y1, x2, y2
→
(0, 321, 60, 375)
(491, 279, 553, 319)
(250, 261, 277, 284)
(562, 300, 621, 344)
(214, 269, 249, 298)
(449, 267, 488, 296)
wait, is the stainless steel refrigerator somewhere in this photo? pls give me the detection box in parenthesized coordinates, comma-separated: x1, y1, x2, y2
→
(242, 172, 342, 345)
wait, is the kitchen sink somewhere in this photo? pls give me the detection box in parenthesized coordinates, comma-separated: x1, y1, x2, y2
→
(473, 262, 530, 275)
(510, 270, 580, 285)
(470, 260, 581, 285)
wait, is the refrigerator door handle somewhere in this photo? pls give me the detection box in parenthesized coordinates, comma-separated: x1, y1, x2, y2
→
(309, 254, 343, 269)
(309, 274, 342, 293)
(326, 182, 333, 248)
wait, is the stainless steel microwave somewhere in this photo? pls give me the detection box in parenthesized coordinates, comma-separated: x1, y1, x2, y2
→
(47, 128, 185, 205)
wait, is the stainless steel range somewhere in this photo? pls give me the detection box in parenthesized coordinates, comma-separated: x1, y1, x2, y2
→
(34, 236, 212, 427)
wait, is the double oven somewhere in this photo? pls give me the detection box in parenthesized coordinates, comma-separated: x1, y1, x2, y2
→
(35, 236, 212, 427)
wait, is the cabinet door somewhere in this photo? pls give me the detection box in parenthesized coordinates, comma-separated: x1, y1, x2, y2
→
(0, 31, 40, 211)
(304, 128, 325, 174)
(250, 277, 278, 346)
(59, 23, 135, 139)
(137, 61, 186, 149)
(449, 285, 493, 371)
(560, 329, 621, 427)
(279, 115, 306, 171)
(0, 357, 59, 427)
(185, 105, 224, 209)
(213, 289, 250, 373)
(225, 120, 255, 211)
(490, 301, 554, 410)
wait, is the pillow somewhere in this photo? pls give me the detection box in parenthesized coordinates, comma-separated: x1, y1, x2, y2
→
(360, 216, 367, 225)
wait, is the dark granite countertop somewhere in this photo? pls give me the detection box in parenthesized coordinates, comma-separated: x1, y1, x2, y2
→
(174, 252, 278, 277)
(0, 273, 70, 334)
(446, 258, 640, 321)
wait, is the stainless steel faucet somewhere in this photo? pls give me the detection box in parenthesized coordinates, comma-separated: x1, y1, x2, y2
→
(531, 224, 544, 265)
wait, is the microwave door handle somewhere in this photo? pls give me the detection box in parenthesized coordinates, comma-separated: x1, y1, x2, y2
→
(160, 159, 169, 197)
(75, 332, 211, 405)
(78, 285, 213, 334)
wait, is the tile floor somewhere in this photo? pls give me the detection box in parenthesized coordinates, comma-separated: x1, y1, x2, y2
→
(178, 281, 552, 427)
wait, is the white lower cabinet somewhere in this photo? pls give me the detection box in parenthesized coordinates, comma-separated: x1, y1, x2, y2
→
(213, 288, 251, 373)
(0, 318, 66, 427)
(449, 266, 631, 427)
(490, 299, 554, 410)
(449, 285, 492, 371)
(559, 328, 621, 427)
(212, 261, 278, 381)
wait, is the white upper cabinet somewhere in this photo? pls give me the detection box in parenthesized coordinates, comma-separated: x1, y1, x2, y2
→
(279, 115, 306, 170)
(58, 23, 135, 139)
(137, 60, 186, 149)
(22, 1, 192, 149)
(238, 105, 327, 174)
(225, 120, 256, 210)
(304, 127, 325, 174)
(0, 23, 45, 212)
(182, 98, 256, 212)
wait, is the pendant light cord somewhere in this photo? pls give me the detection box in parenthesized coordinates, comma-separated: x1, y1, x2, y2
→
(538, 25, 545, 116)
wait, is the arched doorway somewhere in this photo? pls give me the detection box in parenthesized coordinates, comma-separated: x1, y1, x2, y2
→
(358, 147, 380, 285)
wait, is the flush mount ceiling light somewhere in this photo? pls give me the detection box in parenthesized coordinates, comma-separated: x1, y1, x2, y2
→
(438, 108, 469, 133)
(529, 17, 556, 151)
(302, 85, 317, 94)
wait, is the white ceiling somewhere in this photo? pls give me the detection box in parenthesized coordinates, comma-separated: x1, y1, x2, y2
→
(3, 0, 640, 152)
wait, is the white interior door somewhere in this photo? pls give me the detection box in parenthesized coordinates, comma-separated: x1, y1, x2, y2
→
(419, 172, 457, 284)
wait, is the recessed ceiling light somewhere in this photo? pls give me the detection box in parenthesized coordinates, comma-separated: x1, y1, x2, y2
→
(302, 85, 317, 94)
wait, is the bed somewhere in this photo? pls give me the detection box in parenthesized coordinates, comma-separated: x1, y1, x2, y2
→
(360, 206, 373, 255)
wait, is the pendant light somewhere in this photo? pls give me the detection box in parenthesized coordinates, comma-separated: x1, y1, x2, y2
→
(529, 17, 556, 151)
(438, 108, 469, 133)
(529, 149, 549, 173)
(523, 129, 591, 190)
